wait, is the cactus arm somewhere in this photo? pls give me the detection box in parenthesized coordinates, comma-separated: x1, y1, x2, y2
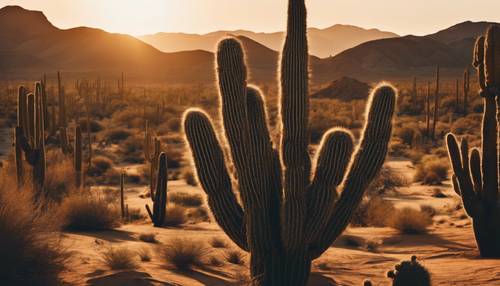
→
(145, 204, 154, 222)
(470, 148, 483, 196)
(309, 85, 397, 259)
(305, 128, 353, 243)
(280, 0, 310, 251)
(481, 95, 498, 202)
(473, 36, 486, 91)
(183, 110, 248, 250)
(446, 134, 481, 217)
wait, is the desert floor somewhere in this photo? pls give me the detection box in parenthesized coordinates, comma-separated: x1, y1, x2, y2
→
(60, 159, 500, 286)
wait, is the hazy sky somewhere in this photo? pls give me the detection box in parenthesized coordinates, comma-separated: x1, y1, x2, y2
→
(1, 0, 500, 36)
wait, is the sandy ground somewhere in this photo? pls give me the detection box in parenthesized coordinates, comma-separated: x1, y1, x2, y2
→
(59, 159, 500, 286)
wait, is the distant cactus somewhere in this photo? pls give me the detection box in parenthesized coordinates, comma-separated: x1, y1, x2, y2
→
(120, 171, 126, 220)
(57, 71, 67, 128)
(387, 256, 431, 286)
(182, 0, 397, 284)
(425, 81, 431, 138)
(145, 152, 168, 227)
(144, 120, 161, 197)
(15, 83, 46, 196)
(74, 126, 83, 188)
(446, 25, 500, 257)
(463, 68, 470, 116)
(431, 65, 440, 140)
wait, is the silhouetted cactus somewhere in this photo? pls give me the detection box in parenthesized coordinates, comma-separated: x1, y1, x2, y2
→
(431, 65, 440, 140)
(120, 171, 126, 220)
(182, 1, 397, 284)
(446, 25, 500, 257)
(387, 256, 431, 286)
(15, 83, 46, 196)
(426, 81, 431, 138)
(463, 68, 470, 116)
(74, 126, 83, 188)
(144, 120, 161, 197)
(145, 152, 168, 227)
(57, 71, 67, 128)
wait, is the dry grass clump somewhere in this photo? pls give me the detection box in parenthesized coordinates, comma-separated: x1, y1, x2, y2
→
(164, 204, 187, 226)
(139, 233, 158, 244)
(390, 207, 433, 234)
(88, 156, 114, 177)
(169, 192, 203, 207)
(368, 166, 408, 195)
(44, 150, 75, 202)
(225, 249, 245, 265)
(351, 196, 395, 227)
(137, 247, 152, 262)
(414, 155, 449, 185)
(182, 168, 198, 186)
(79, 118, 103, 132)
(186, 206, 210, 223)
(104, 128, 132, 143)
(59, 192, 121, 231)
(0, 175, 68, 286)
(125, 207, 146, 222)
(162, 238, 208, 271)
(101, 247, 138, 270)
(210, 237, 227, 248)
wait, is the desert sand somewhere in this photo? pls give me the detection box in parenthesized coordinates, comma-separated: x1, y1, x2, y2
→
(58, 159, 500, 286)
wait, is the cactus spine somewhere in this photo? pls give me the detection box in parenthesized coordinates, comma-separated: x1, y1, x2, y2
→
(145, 152, 168, 227)
(446, 26, 500, 257)
(183, 1, 397, 284)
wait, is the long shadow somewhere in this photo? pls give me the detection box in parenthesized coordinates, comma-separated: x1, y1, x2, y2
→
(86, 270, 179, 286)
(170, 269, 233, 286)
(308, 273, 338, 286)
(382, 232, 475, 253)
(66, 229, 137, 243)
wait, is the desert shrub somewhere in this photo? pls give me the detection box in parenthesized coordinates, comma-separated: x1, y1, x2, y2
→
(104, 128, 132, 143)
(368, 166, 408, 195)
(137, 247, 152, 262)
(0, 175, 68, 286)
(79, 118, 103, 132)
(169, 192, 203, 207)
(420, 205, 437, 217)
(166, 117, 181, 132)
(182, 168, 198, 186)
(126, 207, 146, 222)
(186, 206, 210, 223)
(166, 148, 184, 169)
(101, 247, 137, 270)
(164, 204, 187, 226)
(351, 196, 395, 227)
(225, 249, 245, 265)
(390, 207, 432, 234)
(59, 192, 121, 231)
(88, 156, 114, 177)
(162, 238, 208, 270)
(120, 136, 144, 157)
(414, 155, 449, 185)
(210, 237, 227, 248)
(139, 233, 158, 244)
(44, 151, 75, 202)
(396, 125, 422, 146)
(112, 109, 144, 128)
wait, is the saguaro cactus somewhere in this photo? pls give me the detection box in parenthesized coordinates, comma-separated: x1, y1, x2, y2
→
(145, 152, 168, 227)
(57, 71, 67, 128)
(183, 1, 397, 284)
(74, 126, 83, 188)
(446, 26, 500, 257)
(431, 65, 440, 140)
(15, 83, 46, 196)
(144, 120, 161, 196)
(463, 68, 470, 116)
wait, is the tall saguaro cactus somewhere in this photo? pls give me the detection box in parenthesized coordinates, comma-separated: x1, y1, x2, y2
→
(183, 1, 397, 284)
(144, 120, 161, 196)
(446, 26, 500, 257)
(431, 65, 440, 140)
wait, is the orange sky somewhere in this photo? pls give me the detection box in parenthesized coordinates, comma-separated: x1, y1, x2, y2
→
(1, 0, 500, 36)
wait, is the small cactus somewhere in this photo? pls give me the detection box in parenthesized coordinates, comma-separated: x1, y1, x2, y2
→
(447, 25, 500, 257)
(74, 126, 83, 188)
(144, 120, 161, 197)
(431, 65, 440, 140)
(120, 171, 126, 220)
(145, 152, 168, 227)
(387, 256, 431, 286)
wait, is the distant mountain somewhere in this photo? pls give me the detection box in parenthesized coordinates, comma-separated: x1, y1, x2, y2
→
(314, 21, 500, 81)
(139, 25, 398, 58)
(312, 77, 371, 101)
(0, 6, 215, 82)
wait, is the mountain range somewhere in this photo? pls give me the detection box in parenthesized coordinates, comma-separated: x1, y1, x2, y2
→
(139, 25, 398, 58)
(0, 5, 498, 85)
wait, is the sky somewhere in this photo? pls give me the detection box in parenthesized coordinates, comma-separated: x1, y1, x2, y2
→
(1, 0, 500, 36)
